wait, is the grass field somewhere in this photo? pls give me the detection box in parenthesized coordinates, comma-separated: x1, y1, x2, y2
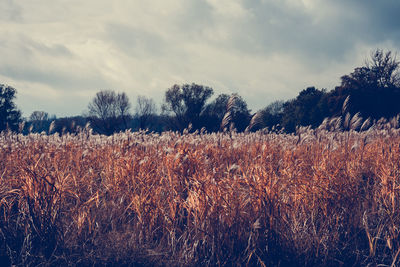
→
(1, 120, 400, 266)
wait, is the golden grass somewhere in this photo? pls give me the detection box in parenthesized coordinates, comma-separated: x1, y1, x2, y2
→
(1, 125, 400, 266)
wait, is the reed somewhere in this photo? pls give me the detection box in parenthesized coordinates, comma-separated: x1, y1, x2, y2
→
(1, 122, 400, 266)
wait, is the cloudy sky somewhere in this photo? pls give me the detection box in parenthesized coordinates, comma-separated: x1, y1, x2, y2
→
(1, 0, 400, 117)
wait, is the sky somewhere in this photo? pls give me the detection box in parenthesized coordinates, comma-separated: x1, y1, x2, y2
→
(1, 0, 400, 118)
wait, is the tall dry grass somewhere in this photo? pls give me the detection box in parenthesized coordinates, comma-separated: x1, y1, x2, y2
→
(1, 120, 400, 266)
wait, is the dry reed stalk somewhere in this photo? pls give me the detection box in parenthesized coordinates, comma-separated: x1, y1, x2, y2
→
(1, 125, 400, 265)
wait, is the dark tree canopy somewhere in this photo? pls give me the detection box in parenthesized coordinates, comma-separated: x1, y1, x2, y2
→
(202, 94, 230, 132)
(52, 116, 89, 134)
(259, 100, 284, 130)
(280, 87, 327, 132)
(163, 83, 213, 131)
(202, 93, 251, 132)
(328, 49, 400, 120)
(0, 84, 21, 132)
(223, 94, 251, 132)
(365, 49, 399, 88)
(254, 49, 400, 133)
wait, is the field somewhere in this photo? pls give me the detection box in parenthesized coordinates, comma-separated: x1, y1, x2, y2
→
(1, 120, 400, 266)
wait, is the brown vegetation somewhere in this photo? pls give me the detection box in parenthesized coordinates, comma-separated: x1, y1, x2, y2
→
(1, 119, 400, 266)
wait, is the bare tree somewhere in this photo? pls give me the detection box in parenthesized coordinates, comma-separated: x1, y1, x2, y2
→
(88, 91, 116, 119)
(116, 92, 131, 129)
(135, 95, 156, 130)
(29, 111, 49, 122)
(87, 90, 131, 134)
(29, 111, 50, 132)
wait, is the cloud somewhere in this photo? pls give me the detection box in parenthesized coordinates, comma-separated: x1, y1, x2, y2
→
(105, 23, 168, 59)
(0, 34, 111, 90)
(0, 0, 400, 117)
(0, 0, 22, 22)
(227, 0, 400, 65)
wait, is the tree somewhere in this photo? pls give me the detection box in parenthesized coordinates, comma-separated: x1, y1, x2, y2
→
(203, 93, 251, 132)
(327, 49, 400, 120)
(53, 116, 89, 134)
(29, 111, 49, 121)
(29, 111, 50, 132)
(87, 90, 131, 134)
(135, 95, 157, 130)
(230, 94, 251, 132)
(365, 49, 399, 88)
(202, 94, 229, 132)
(115, 92, 131, 129)
(0, 84, 21, 132)
(162, 83, 213, 131)
(281, 87, 327, 132)
(259, 100, 284, 130)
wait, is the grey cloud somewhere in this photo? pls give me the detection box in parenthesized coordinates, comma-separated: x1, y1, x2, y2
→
(339, 0, 400, 43)
(105, 23, 168, 58)
(105, 0, 214, 59)
(238, 1, 352, 59)
(173, 0, 214, 38)
(227, 0, 400, 67)
(0, 34, 72, 60)
(2, 0, 400, 117)
(27, 41, 72, 58)
(0, 0, 22, 22)
(0, 65, 108, 90)
(0, 34, 110, 90)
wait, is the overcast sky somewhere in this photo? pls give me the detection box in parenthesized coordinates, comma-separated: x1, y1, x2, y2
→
(1, 0, 400, 117)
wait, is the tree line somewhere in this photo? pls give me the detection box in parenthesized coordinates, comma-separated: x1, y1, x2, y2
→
(1, 49, 400, 135)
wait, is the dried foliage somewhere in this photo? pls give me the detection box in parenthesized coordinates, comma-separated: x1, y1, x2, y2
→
(1, 121, 400, 266)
